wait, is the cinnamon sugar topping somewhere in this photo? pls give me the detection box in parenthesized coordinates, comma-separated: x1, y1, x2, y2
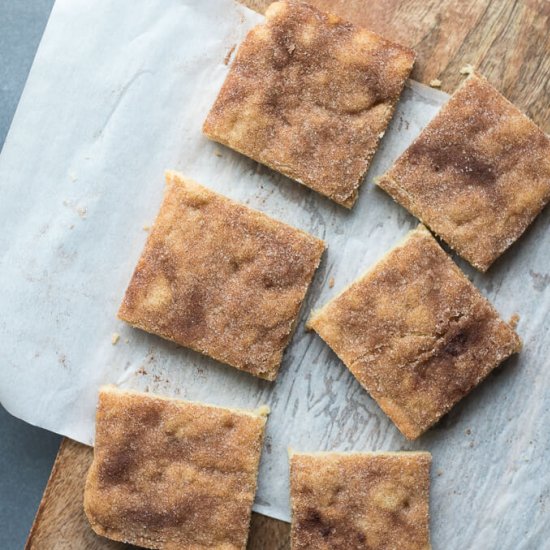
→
(377, 73, 550, 271)
(290, 451, 431, 549)
(84, 387, 267, 549)
(307, 225, 521, 439)
(118, 171, 324, 380)
(203, 1, 415, 207)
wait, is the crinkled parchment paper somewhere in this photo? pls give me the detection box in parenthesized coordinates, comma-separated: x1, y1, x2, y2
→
(0, 0, 548, 546)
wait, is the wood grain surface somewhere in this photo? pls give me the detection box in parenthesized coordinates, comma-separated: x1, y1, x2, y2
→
(26, 1, 548, 548)
(25, 439, 132, 550)
(244, 0, 550, 132)
(25, 438, 290, 549)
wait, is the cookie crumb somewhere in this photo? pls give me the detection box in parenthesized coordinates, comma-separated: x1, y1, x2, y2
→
(429, 79, 442, 88)
(509, 313, 520, 329)
(68, 170, 78, 182)
(77, 206, 87, 219)
(328, 277, 335, 288)
(460, 64, 474, 75)
(143, 225, 150, 231)
(111, 333, 120, 345)
(224, 44, 236, 65)
(214, 151, 223, 158)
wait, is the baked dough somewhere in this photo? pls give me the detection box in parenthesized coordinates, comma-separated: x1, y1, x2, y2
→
(307, 225, 521, 439)
(204, 1, 415, 208)
(118, 171, 325, 380)
(290, 451, 431, 549)
(377, 73, 550, 271)
(84, 386, 268, 549)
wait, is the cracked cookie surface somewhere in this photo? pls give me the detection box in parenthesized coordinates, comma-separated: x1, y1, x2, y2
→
(377, 73, 550, 271)
(290, 451, 431, 550)
(203, 0, 415, 208)
(307, 225, 521, 439)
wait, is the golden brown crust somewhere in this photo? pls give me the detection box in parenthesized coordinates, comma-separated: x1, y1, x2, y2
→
(377, 73, 550, 271)
(307, 225, 521, 439)
(118, 171, 325, 381)
(290, 451, 431, 550)
(203, 1, 415, 208)
(84, 387, 267, 549)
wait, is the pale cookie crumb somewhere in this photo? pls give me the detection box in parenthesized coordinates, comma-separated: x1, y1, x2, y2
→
(429, 79, 442, 88)
(460, 64, 474, 75)
(328, 276, 335, 288)
(111, 333, 120, 345)
(142, 225, 150, 231)
(256, 405, 271, 417)
(509, 313, 520, 329)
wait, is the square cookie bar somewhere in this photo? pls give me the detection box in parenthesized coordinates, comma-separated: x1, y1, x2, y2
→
(118, 171, 324, 381)
(377, 73, 550, 271)
(84, 386, 268, 549)
(290, 451, 431, 550)
(203, 1, 415, 208)
(307, 225, 521, 439)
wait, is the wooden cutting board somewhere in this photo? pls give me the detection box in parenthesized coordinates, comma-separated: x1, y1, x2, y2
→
(246, 0, 550, 131)
(25, 1, 549, 548)
(25, 438, 290, 550)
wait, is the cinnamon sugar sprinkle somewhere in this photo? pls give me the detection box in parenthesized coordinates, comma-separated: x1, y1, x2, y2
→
(203, 1, 415, 208)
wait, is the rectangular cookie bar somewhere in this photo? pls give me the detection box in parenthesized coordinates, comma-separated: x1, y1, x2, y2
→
(84, 386, 268, 549)
(377, 73, 550, 271)
(290, 451, 431, 549)
(118, 171, 325, 380)
(204, 1, 415, 208)
(307, 225, 521, 439)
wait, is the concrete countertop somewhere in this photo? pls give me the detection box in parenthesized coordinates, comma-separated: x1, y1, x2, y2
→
(0, 2, 59, 549)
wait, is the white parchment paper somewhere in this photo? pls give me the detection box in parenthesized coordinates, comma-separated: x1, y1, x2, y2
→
(1, 0, 549, 546)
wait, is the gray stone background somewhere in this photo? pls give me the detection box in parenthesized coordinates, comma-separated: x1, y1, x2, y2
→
(0, 1, 59, 548)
